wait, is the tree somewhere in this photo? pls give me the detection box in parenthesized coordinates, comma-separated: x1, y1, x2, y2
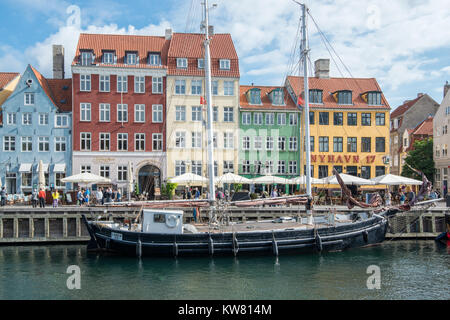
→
(161, 182, 178, 200)
(401, 138, 435, 183)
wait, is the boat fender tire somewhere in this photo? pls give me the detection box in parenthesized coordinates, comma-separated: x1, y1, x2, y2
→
(166, 215, 179, 228)
(316, 234, 323, 252)
(362, 230, 369, 243)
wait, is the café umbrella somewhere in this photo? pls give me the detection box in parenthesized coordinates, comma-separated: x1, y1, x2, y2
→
(38, 160, 45, 190)
(318, 173, 375, 186)
(61, 172, 111, 185)
(370, 174, 423, 186)
(168, 173, 208, 186)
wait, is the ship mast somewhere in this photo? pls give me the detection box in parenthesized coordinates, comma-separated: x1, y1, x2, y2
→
(203, 0, 216, 204)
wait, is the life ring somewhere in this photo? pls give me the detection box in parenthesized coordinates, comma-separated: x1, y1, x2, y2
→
(166, 215, 179, 228)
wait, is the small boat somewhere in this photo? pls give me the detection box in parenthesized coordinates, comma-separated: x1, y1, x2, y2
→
(435, 213, 450, 246)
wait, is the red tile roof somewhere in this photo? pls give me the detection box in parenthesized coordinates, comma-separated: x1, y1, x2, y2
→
(167, 33, 239, 78)
(72, 33, 170, 68)
(390, 95, 422, 118)
(286, 76, 390, 110)
(412, 116, 433, 136)
(30, 65, 72, 112)
(240, 85, 297, 110)
(0, 72, 19, 89)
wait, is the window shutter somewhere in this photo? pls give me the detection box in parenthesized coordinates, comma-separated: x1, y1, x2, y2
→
(92, 54, 95, 65)
(136, 56, 139, 65)
(114, 55, 117, 64)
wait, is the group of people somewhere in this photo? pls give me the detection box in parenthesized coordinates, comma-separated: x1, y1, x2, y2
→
(30, 188, 61, 208)
(77, 187, 121, 206)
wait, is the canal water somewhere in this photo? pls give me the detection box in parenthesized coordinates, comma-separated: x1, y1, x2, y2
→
(0, 241, 448, 300)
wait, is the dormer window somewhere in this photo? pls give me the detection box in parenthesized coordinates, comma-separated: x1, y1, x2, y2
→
(336, 90, 352, 105)
(270, 89, 284, 105)
(148, 53, 161, 66)
(126, 52, 138, 65)
(198, 59, 204, 69)
(219, 59, 230, 70)
(80, 51, 93, 66)
(366, 91, 382, 105)
(177, 58, 188, 69)
(247, 88, 261, 105)
(309, 89, 323, 104)
(102, 51, 115, 64)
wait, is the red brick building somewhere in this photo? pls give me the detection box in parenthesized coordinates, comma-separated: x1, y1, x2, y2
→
(71, 33, 170, 198)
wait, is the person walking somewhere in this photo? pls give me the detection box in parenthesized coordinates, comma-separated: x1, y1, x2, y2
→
(52, 190, 60, 208)
(77, 189, 84, 206)
(0, 187, 7, 207)
(96, 188, 103, 205)
(31, 189, 38, 208)
(84, 188, 90, 205)
(116, 189, 122, 202)
(38, 188, 46, 208)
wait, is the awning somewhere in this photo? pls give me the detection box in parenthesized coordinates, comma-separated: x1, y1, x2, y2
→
(19, 163, 32, 173)
(53, 163, 66, 173)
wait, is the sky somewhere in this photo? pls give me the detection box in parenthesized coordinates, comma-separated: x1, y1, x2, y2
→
(0, 0, 449, 110)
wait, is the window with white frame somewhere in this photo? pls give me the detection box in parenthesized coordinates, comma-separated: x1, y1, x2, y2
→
(278, 161, 286, 174)
(134, 104, 145, 123)
(254, 161, 263, 174)
(55, 115, 69, 127)
(265, 161, 274, 174)
(289, 114, 297, 126)
(224, 81, 234, 96)
(117, 75, 128, 93)
(254, 113, 263, 125)
(192, 132, 202, 149)
(192, 106, 202, 121)
(55, 173, 66, 188)
(126, 52, 137, 65)
(175, 80, 186, 94)
(224, 107, 234, 122)
(6, 113, 16, 125)
(117, 104, 128, 122)
(191, 80, 202, 95)
(22, 173, 32, 188)
(22, 136, 32, 152)
(152, 77, 163, 94)
(175, 161, 186, 176)
(149, 53, 161, 66)
(266, 113, 275, 125)
(254, 136, 263, 150)
(102, 51, 114, 64)
(242, 112, 251, 125)
(266, 136, 274, 150)
(198, 59, 204, 69)
(80, 74, 91, 91)
(219, 59, 230, 70)
(152, 133, 163, 151)
(289, 137, 298, 151)
(22, 113, 32, 125)
(81, 165, 91, 173)
(134, 76, 145, 93)
(152, 105, 163, 123)
(39, 113, 49, 126)
(175, 106, 186, 121)
(213, 132, 218, 148)
(117, 133, 128, 151)
(55, 137, 66, 152)
(224, 132, 234, 149)
(3, 136, 15, 151)
(223, 161, 234, 173)
(289, 161, 297, 174)
(100, 75, 110, 92)
(177, 58, 188, 68)
(242, 136, 250, 150)
(212, 81, 218, 95)
(191, 161, 202, 175)
(24, 93, 34, 105)
(213, 106, 219, 122)
(81, 51, 93, 66)
(135, 133, 146, 151)
(117, 166, 127, 181)
(80, 133, 91, 151)
(277, 113, 286, 125)
(99, 165, 110, 178)
(99, 104, 110, 122)
(278, 137, 286, 151)
(175, 132, 186, 148)
(80, 103, 91, 121)
(242, 161, 250, 174)
(99, 133, 110, 151)
(38, 137, 49, 152)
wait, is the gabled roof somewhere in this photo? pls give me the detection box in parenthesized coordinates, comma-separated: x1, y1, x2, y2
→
(390, 95, 423, 118)
(412, 116, 433, 136)
(240, 85, 297, 110)
(0, 72, 20, 89)
(72, 33, 170, 68)
(286, 76, 390, 110)
(167, 33, 239, 78)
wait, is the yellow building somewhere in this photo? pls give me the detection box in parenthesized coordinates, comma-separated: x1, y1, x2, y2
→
(165, 32, 240, 180)
(285, 59, 391, 180)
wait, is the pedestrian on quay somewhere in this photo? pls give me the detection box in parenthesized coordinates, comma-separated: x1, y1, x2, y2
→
(84, 188, 90, 205)
(1, 187, 7, 207)
(52, 189, 60, 208)
(38, 188, 46, 208)
(77, 188, 84, 206)
(96, 187, 103, 205)
(105, 188, 112, 203)
(31, 189, 38, 208)
(399, 187, 406, 205)
(187, 188, 192, 200)
(116, 189, 122, 202)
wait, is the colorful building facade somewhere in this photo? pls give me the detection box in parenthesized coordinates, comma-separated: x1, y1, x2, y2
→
(71, 33, 169, 198)
(238, 85, 301, 188)
(165, 32, 240, 181)
(286, 59, 391, 180)
(0, 65, 72, 194)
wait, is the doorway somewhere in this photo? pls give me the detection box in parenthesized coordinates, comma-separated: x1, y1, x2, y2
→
(138, 165, 161, 200)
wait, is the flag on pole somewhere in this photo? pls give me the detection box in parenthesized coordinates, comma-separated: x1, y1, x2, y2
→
(200, 96, 207, 105)
(297, 94, 304, 107)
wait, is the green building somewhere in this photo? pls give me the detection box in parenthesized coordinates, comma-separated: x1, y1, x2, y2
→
(238, 85, 301, 193)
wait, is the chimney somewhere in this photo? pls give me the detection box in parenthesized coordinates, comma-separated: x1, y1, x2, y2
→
(417, 93, 424, 98)
(208, 25, 214, 36)
(165, 28, 173, 40)
(314, 59, 330, 79)
(444, 81, 450, 99)
(52, 45, 64, 79)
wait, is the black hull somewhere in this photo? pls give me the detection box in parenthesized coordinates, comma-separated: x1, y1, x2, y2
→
(82, 215, 389, 257)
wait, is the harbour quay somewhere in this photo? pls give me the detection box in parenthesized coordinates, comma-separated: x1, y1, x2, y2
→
(0, 205, 447, 244)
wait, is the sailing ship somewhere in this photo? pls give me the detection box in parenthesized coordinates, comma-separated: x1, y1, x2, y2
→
(82, 2, 434, 257)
